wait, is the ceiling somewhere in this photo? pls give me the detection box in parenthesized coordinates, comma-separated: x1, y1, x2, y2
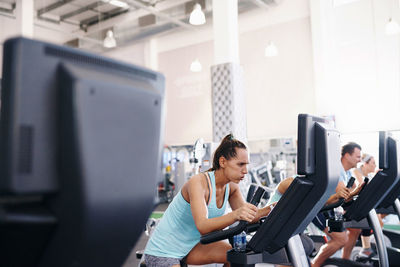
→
(0, 0, 283, 52)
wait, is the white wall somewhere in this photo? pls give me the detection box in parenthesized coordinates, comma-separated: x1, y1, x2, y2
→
(241, 17, 315, 140)
(158, 40, 214, 145)
(310, 0, 400, 134)
(155, 0, 312, 145)
(103, 41, 147, 67)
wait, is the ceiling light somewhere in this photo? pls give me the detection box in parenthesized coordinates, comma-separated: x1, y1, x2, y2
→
(385, 18, 400, 35)
(264, 41, 278, 57)
(190, 59, 202, 72)
(105, 0, 128, 8)
(189, 3, 206, 25)
(103, 30, 117, 48)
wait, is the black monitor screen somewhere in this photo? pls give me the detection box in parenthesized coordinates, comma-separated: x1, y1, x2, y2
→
(345, 134, 399, 220)
(379, 131, 389, 170)
(376, 133, 400, 209)
(248, 114, 340, 253)
(297, 114, 328, 175)
(0, 37, 164, 267)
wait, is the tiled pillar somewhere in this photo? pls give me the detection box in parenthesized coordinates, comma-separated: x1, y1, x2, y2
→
(211, 0, 247, 143)
(211, 63, 247, 142)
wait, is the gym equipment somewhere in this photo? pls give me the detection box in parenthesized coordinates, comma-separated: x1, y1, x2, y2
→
(0, 37, 164, 267)
(158, 165, 175, 203)
(249, 162, 274, 187)
(247, 163, 275, 205)
(191, 138, 207, 175)
(320, 176, 356, 215)
(323, 132, 400, 267)
(201, 114, 341, 266)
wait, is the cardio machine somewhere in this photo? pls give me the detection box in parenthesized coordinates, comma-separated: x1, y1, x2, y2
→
(321, 131, 400, 267)
(201, 114, 342, 267)
(365, 132, 400, 265)
(0, 37, 165, 267)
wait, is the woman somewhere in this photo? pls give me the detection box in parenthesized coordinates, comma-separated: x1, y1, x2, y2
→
(353, 153, 376, 185)
(144, 134, 273, 267)
(353, 153, 379, 258)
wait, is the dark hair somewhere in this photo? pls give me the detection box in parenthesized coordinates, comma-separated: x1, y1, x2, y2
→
(341, 142, 362, 157)
(210, 134, 247, 171)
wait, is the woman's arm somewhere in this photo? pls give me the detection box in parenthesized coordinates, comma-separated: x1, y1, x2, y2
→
(189, 176, 256, 235)
(277, 177, 294, 194)
(229, 183, 271, 223)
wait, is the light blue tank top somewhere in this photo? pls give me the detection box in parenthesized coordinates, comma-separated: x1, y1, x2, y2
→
(144, 171, 230, 258)
(266, 176, 298, 205)
(267, 188, 282, 205)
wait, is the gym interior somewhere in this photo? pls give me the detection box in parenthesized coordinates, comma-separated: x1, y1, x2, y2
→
(1, 0, 400, 267)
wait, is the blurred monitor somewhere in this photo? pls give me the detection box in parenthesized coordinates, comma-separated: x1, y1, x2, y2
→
(0, 37, 164, 267)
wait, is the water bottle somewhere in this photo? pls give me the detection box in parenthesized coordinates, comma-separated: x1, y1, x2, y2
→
(233, 231, 246, 252)
(334, 206, 344, 221)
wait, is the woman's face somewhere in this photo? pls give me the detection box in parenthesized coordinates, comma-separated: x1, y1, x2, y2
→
(365, 157, 376, 174)
(222, 148, 249, 183)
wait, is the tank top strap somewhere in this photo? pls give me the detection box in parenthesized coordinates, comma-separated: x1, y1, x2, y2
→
(207, 171, 229, 210)
(208, 171, 216, 207)
(223, 182, 230, 205)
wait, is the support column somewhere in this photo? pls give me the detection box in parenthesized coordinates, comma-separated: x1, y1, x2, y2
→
(15, 0, 34, 38)
(212, 0, 239, 65)
(211, 0, 247, 143)
(144, 38, 158, 70)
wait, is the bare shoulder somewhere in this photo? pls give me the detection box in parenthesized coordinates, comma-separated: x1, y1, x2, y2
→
(187, 173, 208, 190)
(182, 173, 208, 202)
(278, 177, 295, 194)
(189, 173, 205, 182)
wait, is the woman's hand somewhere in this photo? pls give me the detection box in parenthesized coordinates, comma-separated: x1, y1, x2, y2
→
(233, 202, 257, 222)
(265, 202, 277, 216)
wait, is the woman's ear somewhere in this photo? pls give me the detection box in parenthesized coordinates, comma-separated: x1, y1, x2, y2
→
(219, 156, 226, 168)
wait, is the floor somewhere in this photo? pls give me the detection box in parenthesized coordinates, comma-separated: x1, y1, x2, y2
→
(122, 229, 150, 267)
(122, 203, 169, 267)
